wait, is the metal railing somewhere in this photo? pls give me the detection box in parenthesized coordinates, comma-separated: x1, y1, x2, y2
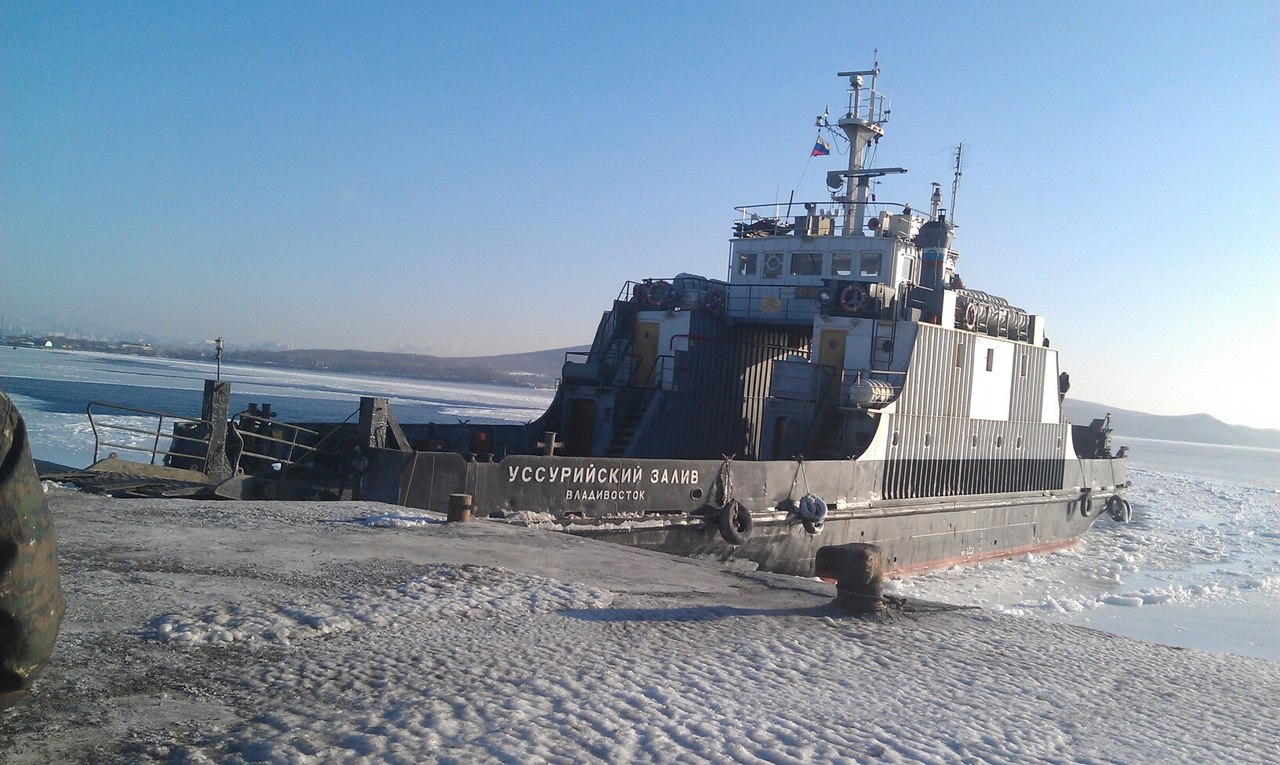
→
(722, 281, 827, 324)
(229, 411, 323, 473)
(733, 201, 911, 238)
(86, 402, 212, 468)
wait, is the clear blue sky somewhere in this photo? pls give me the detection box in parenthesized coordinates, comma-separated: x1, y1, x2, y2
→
(3, 1, 1278, 428)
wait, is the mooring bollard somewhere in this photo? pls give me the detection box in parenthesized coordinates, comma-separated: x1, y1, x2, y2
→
(814, 543, 886, 613)
(447, 493, 473, 523)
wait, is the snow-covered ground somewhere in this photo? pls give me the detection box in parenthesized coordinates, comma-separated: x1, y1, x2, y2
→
(3, 489, 1277, 764)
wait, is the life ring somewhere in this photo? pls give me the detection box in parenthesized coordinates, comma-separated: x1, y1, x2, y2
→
(839, 283, 870, 314)
(645, 280, 672, 309)
(703, 290, 725, 314)
(718, 500, 753, 545)
(1106, 495, 1132, 523)
(765, 254, 783, 273)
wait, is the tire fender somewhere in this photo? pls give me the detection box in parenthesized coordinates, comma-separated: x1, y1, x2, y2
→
(718, 500, 752, 545)
(1106, 495, 1132, 523)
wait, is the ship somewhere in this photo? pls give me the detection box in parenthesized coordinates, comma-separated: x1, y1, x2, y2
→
(65, 64, 1131, 579)
(346, 64, 1132, 577)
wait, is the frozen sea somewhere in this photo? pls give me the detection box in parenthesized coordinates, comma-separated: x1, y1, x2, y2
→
(3, 348, 1277, 662)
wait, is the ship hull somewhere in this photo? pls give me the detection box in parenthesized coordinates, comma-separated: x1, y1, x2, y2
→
(570, 491, 1100, 577)
(361, 448, 1125, 577)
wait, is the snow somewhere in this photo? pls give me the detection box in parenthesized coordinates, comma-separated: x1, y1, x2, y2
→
(880, 466, 1280, 660)
(3, 489, 1278, 764)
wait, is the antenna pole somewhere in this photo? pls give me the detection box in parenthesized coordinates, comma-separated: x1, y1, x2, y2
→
(950, 143, 964, 223)
(834, 62, 885, 235)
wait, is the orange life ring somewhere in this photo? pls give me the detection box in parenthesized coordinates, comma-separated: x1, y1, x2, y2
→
(645, 280, 672, 308)
(839, 283, 870, 314)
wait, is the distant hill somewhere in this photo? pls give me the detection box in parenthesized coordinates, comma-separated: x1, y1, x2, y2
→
(1064, 400, 1280, 450)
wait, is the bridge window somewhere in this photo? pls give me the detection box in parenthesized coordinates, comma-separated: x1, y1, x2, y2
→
(860, 252, 882, 277)
(832, 253, 852, 277)
(790, 253, 822, 276)
(737, 252, 758, 276)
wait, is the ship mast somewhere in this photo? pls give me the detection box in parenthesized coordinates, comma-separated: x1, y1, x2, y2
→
(830, 62, 905, 235)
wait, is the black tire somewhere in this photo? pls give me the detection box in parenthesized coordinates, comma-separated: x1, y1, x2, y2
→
(1106, 495, 1131, 523)
(718, 500, 752, 545)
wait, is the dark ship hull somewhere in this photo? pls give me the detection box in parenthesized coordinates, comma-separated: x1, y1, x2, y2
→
(358, 447, 1125, 577)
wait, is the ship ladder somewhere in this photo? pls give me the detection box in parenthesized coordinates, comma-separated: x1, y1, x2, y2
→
(870, 319, 897, 370)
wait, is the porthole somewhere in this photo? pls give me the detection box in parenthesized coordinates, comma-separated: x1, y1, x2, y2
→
(690, 488, 704, 501)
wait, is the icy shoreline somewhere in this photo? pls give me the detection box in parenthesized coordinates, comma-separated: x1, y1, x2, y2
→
(2, 490, 1276, 764)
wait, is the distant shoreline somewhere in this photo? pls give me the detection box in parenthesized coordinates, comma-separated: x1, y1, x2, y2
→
(8, 341, 1278, 450)
(1116, 434, 1280, 454)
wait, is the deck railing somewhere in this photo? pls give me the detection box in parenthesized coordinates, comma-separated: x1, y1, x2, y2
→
(86, 402, 212, 468)
(229, 412, 323, 473)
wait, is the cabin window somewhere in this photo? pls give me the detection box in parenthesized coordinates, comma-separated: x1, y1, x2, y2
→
(970, 433, 978, 448)
(891, 431, 900, 447)
(790, 252, 822, 276)
(737, 252, 758, 276)
(1020, 353, 1028, 377)
(954, 340, 965, 368)
(995, 434, 1004, 448)
(985, 348, 995, 372)
(1016, 436, 1024, 449)
(924, 433, 932, 447)
(832, 253, 853, 277)
(860, 252, 882, 277)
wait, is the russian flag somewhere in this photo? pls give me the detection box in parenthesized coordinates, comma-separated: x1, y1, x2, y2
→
(811, 136, 831, 157)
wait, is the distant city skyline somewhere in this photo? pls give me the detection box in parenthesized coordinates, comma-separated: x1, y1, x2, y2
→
(4, 2, 1277, 428)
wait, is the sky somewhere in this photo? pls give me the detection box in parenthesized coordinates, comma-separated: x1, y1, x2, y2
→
(3, 1, 1278, 428)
